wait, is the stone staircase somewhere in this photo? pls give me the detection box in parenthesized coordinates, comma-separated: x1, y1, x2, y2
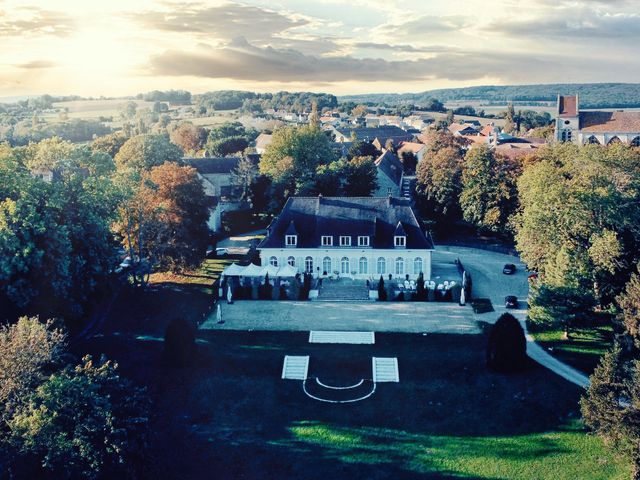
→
(317, 278, 370, 301)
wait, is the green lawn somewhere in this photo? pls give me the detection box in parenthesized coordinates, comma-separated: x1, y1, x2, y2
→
(530, 326, 614, 375)
(148, 257, 234, 287)
(76, 321, 630, 479)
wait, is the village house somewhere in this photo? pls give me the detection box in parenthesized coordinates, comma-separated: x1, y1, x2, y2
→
(374, 149, 404, 197)
(328, 125, 414, 145)
(555, 95, 640, 146)
(258, 196, 434, 280)
(184, 156, 257, 232)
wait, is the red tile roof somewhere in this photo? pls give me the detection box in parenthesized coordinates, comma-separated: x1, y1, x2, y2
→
(579, 111, 640, 133)
(558, 95, 577, 117)
(398, 141, 425, 153)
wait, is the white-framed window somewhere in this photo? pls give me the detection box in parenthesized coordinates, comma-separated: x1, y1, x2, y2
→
(269, 256, 278, 267)
(287, 256, 295, 267)
(321, 235, 333, 246)
(359, 257, 368, 274)
(339, 236, 351, 247)
(341, 257, 350, 274)
(387, 187, 392, 195)
(285, 235, 297, 246)
(414, 257, 423, 275)
(305, 256, 313, 273)
(395, 257, 404, 275)
(322, 257, 331, 275)
(394, 236, 406, 247)
(358, 236, 370, 247)
(377, 257, 386, 275)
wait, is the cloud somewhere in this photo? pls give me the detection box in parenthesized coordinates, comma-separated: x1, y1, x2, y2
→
(352, 42, 455, 54)
(485, 9, 640, 39)
(148, 36, 567, 84)
(15, 60, 57, 69)
(0, 7, 75, 37)
(377, 15, 468, 38)
(133, 3, 308, 43)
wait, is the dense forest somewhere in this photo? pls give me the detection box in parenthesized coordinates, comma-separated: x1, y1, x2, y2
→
(340, 83, 640, 109)
(194, 90, 338, 114)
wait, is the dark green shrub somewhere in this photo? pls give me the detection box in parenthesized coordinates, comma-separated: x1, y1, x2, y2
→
(416, 272, 425, 301)
(486, 313, 527, 372)
(164, 318, 196, 367)
(378, 276, 387, 301)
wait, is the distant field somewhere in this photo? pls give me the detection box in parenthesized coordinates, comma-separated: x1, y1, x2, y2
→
(444, 100, 556, 116)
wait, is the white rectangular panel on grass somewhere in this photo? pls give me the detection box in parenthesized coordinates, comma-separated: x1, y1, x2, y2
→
(309, 331, 375, 344)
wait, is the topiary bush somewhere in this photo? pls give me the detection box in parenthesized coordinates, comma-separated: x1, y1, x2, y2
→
(486, 313, 527, 372)
(378, 276, 387, 301)
(164, 318, 196, 367)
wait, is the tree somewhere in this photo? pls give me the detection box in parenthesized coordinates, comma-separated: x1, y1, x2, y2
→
(114, 162, 210, 275)
(114, 134, 182, 172)
(618, 270, 640, 349)
(260, 124, 335, 192)
(231, 156, 258, 202)
(486, 313, 527, 372)
(119, 100, 137, 120)
(0, 143, 119, 317)
(514, 143, 640, 306)
(460, 145, 520, 233)
(581, 346, 640, 479)
(207, 122, 249, 143)
(0, 317, 66, 419)
(445, 110, 455, 126)
(8, 355, 149, 479)
(347, 140, 380, 160)
(400, 151, 417, 174)
(208, 136, 249, 157)
(528, 283, 596, 337)
(351, 104, 368, 117)
(416, 146, 463, 221)
(504, 102, 516, 134)
(344, 156, 378, 196)
(169, 122, 207, 154)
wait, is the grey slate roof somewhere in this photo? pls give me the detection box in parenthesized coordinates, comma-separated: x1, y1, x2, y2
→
(336, 126, 413, 144)
(375, 150, 403, 186)
(259, 196, 433, 250)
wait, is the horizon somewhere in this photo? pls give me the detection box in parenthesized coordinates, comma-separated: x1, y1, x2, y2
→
(2, 0, 640, 98)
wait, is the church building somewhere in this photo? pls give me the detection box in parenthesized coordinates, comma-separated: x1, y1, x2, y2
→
(555, 95, 640, 146)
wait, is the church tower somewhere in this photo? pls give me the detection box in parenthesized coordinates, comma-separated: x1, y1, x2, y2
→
(555, 95, 579, 143)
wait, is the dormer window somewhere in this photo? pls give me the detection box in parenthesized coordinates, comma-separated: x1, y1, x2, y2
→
(285, 235, 297, 246)
(358, 236, 370, 247)
(339, 236, 351, 247)
(321, 236, 333, 246)
(284, 220, 298, 246)
(394, 221, 407, 248)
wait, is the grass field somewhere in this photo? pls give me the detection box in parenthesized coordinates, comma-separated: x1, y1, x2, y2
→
(148, 257, 235, 288)
(78, 294, 630, 480)
(530, 326, 614, 375)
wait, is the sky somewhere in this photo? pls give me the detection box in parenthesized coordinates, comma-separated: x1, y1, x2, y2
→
(1, 0, 639, 98)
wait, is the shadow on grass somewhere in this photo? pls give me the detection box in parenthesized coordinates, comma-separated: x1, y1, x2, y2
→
(74, 325, 628, 479)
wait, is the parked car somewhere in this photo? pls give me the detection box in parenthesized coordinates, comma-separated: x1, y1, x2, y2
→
(528, 271, 538, 281)
(215, 247, 229, 256)
(505, 295, 519, 308)
(502, 263, 516, 275)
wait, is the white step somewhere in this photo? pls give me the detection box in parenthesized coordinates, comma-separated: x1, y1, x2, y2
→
(309, 331, 375, 344)
(372, 357, 399, 382)
(281, 356, 309, 380)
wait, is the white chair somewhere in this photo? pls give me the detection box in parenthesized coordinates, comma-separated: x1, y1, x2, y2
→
(409, 280, 416, 290)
